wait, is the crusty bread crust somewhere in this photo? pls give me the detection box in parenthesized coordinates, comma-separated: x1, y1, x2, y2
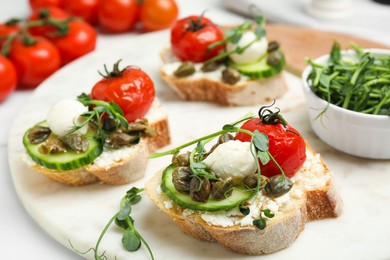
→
(159, 48, 288, 106)
(26, 98, 170, 186)
(145, 147, 342, 255)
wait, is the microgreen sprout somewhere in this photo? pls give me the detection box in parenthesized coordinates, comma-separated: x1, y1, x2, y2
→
(203, 13, 267, 66)
(70, 93, 128, 143)
(69, 187, 154, 260)
(307, 42, 390, 116)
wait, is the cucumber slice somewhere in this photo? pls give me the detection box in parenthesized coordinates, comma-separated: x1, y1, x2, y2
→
(23, 121, 103, 171)
(229, 54, 285, 79)
(161, 164, 254, 212)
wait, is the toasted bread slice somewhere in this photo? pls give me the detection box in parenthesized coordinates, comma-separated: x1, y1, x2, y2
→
(145, 145, 342, 255)
(23, 98, 170, 186)
(160, 48, 288, 106)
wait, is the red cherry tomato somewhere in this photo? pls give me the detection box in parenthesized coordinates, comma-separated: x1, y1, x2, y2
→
(62, 0, 98, 25)
(29, 0, 63, 10)
(97, 0, 138, 33)
(9, 37, 61, 89)
(235, 118, 306, 178)
(0, 23, 20, 48)
(170, 15, 224, 63)
(91, 64, 155, 122)
(51, 21, 97, 65)
(0, 55, 17, 102)
(139, 0, 178, 32)
(28, 6, 69, 38)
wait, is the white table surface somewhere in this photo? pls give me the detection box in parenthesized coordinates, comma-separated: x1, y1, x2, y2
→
(1, 0, 389, 259)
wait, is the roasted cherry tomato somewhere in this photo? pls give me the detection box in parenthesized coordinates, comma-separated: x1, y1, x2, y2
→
(91, 62, 155, 122)
(62, 0, 98, 25)
(170, 15, 224, 63)
(235, 108, 306, 178)
(139, 0, 178, 31)
(28, 6, 69, 38)
(29, 0, 63, 10)
(0, 23, 20, 48)
(51, 21, 97, 65)
(0, 55, 17, 102)
(9, 36, 61, 89)
(97, 0, 138, 33)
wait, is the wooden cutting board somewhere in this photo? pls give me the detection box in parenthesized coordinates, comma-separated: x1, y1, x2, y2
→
(266, 23, 390, 75)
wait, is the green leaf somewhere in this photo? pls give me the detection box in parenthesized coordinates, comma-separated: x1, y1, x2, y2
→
(117, 201, 131, 220)
(222, 124, 236, 131)
(231, 32, 243, 44)
(254, 26, 266, 39)
(252, 130, 269, 152)
(192, 161, 207, 169)
(239, 205, 250, 216)
(262, 209, 275, 218)
(257, 150, 270, 165)
(253, 218, 266, 230)
(109, 101, 124, 115)
(122, 229, 141, 252)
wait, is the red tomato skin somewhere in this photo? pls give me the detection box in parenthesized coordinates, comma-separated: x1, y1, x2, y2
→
(9, 37, 61, 89)
(0, 55, 17, 102)
(29, 0, 63, 10)
(0, 23, 20, 48)
(28, 6, 69, 37)
(97, 0, 138, 33)
(51, 21, 97, 65)
(170, 16, 224, 63)
(235, 119, 307, 178)
(139, 0, 178, 32)
(91, 68, 155, 122)
(62, 0, 98, 25)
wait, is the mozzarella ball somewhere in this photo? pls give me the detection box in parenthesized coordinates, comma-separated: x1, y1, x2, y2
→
(47, 99, 89, 137)
(227, 31, 268, 64)
(203, 140, 257, 180)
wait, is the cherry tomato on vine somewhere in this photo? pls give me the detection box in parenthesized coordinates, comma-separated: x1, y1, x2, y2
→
(139, 0, 178, 32)
(51, 21, 97, 65)
(62, 0, 98, 25)
(97, 0, 138, 33)
(91, 62, 155, 122)
(235, 113, 306, 178)
(29, 0, 63, 10)
(0, 55, 17, 102)
(28, 6, 69, 38)
(9, 36, 61, 89)
(170, 15, 224, 63)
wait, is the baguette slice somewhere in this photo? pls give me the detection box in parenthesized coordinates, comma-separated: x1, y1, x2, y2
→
(160, 48, 288, 106)
(145, 145, 342, 255)
(24, 98, 170, 186)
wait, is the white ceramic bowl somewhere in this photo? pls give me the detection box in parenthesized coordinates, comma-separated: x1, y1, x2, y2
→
(301, 48, 390, 159)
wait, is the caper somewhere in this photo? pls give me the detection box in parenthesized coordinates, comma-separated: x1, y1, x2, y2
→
(172, 167, 192, 194)
(201, 62, 220, 72)
(222, 67, 240, 85)
(172, 152, 190, 166)
(244, 174, 268, 189)
(211, 177, 233, 200)
(218, 133, 234, 144)
(267, 41, 280, 53)
(28, 126, 51, 144)
(38, 136, 66, 154)
(62, 133, 89, 153)
(106, 132, 138, 149)
(102, 117, 118, 132)
(190, 176, 211, 203)
(127, 118, 148, 132)
(174, 62, 195, 78)
(264, 175, 293, 197)
(267, 50, 283, 66)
